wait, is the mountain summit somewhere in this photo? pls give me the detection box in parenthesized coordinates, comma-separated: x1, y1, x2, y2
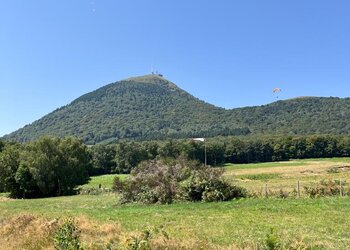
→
(4, 75, 350, 144)
(5, 75, 247, 144)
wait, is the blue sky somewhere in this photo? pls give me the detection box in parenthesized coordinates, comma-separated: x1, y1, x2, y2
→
(1, 0, 350, 136)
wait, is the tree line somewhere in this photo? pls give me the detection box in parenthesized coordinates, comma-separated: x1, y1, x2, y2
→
(89, 135, 350, 174)
(1, 135, 350, 198)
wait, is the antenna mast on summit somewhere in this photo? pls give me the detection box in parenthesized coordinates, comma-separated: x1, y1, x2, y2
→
(151, 64, 163, 77)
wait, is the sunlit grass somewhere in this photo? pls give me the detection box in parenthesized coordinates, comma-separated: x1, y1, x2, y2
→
(224, 157, 350, 195)
(1, 195, 350, 247)
(0, 193, 9, 198)
(222, 160, 308, 170)
(79, 174, 127, 189)
(2, 157, 350, 248)
(223, 157, 350, 171)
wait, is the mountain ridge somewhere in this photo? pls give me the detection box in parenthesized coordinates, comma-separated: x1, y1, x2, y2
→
(3, 75, 350, 144)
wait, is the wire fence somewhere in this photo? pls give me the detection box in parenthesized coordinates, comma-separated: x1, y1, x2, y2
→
(251, 179, 348, 198)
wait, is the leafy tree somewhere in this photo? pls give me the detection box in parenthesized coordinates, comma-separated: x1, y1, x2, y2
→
(89, 144, 116, 175)
(114, 142, 149, 173)
(0, 144, 22, 196)
(0, 137, 90, 198)
(14, 164, 38, 198)
(23, 137, 63, 196)
(55, 137, 91, 195)
(0, 140, 4, 153)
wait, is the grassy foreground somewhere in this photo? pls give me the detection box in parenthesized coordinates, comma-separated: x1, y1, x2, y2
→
(1, 195, 350, 248)
(2, 157, 350, 249)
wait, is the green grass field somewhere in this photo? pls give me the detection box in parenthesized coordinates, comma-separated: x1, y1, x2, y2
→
(223, 157, 350, 170)
(79, 174, 127, 189)
(1, 195, 350, 248)
(222, 160, 309, 170)
(2, 157, 350, 249)
(223, 157, 350, 196)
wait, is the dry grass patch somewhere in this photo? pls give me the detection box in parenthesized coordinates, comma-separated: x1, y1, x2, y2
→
(0, 214, 54, 250)
(0, 197, 11, 202)
(0, 214, 123, 250)
(0, 214, 238, 250)
(228, 161, 334, 176)
(226, 159, 350, 196)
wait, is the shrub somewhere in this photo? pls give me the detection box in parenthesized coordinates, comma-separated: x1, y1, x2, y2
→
(78, 187, 112, 195)
(264, 228, 281, 250)
(304, 179, 346, 198)
(181, 167, 247, 202)
(113, 156, 247, 204)
(268, 189, 291, 199)
(327, 167, 340, 174)
(113, 157, 192, 204)
(239, 173, 280, 181)
(53, 218, 82, 250)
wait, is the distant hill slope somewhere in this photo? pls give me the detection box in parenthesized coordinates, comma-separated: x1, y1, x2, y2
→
(229, 97, 350, 136)
(4, 74, 350, 144)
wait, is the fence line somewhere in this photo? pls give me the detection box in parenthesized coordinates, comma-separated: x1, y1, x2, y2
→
(259, 179, 346, 198)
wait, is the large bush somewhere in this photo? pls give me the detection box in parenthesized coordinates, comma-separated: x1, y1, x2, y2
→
(0, 137, 90, 198)
(182, 168, 247, 202)
(113, 156, 247, 204)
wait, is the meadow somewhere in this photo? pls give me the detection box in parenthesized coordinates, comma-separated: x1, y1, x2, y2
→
(226, 157, 350, 196)
(1, 157, 350, 249)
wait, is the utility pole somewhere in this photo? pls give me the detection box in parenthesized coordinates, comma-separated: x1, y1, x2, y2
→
(192, 138, 206, 167)
(204, 139, 207, 168)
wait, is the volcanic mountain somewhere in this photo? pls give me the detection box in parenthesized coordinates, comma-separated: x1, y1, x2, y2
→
(4, 74, 350, 144)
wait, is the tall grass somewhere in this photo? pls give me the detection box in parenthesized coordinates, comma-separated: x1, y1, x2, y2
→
(1, 196, 350, 248)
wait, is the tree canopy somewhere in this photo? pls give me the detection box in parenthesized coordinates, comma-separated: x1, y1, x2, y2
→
(0, 137, 90, 198)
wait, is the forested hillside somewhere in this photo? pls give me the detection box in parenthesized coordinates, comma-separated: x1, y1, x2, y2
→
(3, 74, 350, 144)
(230, 96, 350, 135)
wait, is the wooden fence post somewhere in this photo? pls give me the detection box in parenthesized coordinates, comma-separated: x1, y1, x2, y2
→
(340, 179, 343, 197)
(265, 183, 268, 198)
(297, 180, 300, 198)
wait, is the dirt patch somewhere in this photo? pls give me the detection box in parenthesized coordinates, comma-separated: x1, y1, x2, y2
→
(0, 197, 12, 202)
(336, 165, 350, 171)
(299, 170, 323, 176)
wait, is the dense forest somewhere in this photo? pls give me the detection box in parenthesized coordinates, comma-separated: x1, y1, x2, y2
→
(88, 135, 350, 174)
(3, 74, 350, 144)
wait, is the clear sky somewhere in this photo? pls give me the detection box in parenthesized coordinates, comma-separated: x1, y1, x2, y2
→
(1, 0, 350, 136)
